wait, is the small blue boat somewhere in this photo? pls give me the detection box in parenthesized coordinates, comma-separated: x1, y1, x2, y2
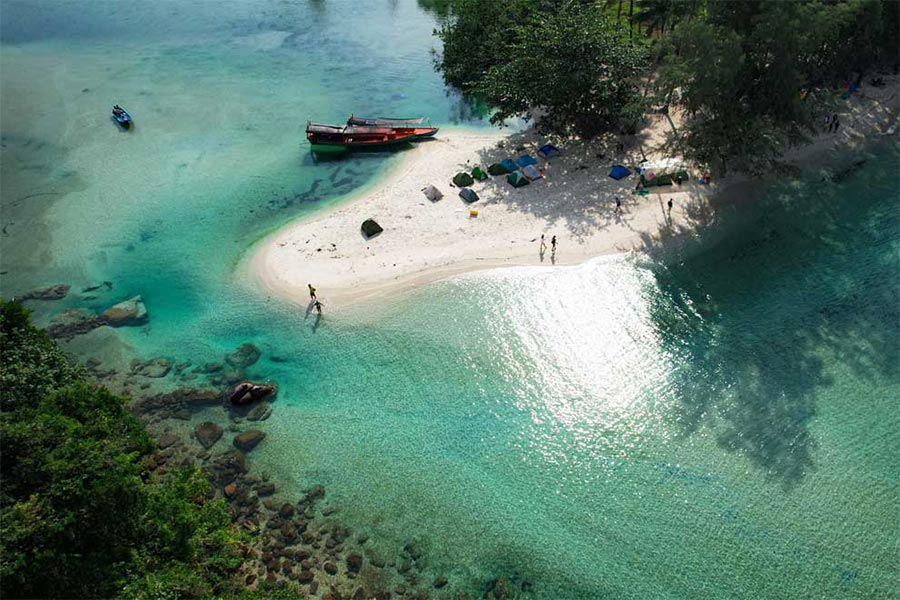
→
(112, 105, 132, 129)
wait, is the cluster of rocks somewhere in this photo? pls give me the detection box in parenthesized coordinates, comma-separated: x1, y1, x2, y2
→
(48, 294, 148, 339)
(76, 333, 534, 599)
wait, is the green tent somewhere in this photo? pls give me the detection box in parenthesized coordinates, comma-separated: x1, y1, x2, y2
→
(471, 166, 488, 181)
(507, 171, 530, 188)
(487, 163, 508, 176)
(453, 172, 475, 187)
(361, 219, 383, 238)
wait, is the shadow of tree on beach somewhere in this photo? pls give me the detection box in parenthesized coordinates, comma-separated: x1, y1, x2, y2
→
(638, 146, 900, 488)
(463, 120, 673, 242)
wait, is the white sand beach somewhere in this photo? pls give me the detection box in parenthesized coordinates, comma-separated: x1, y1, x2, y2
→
(245, 78, 899, 307)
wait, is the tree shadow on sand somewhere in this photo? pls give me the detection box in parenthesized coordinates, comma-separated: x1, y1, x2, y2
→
(637, 150, 899, 488)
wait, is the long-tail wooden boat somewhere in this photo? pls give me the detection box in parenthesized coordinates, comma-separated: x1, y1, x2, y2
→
(306, 116, 438, 153)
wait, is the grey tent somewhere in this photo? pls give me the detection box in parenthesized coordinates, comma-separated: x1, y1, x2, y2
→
(422, 184, 443, 201)
(361, 219, 383, 238)
(459, 188, 479, 203)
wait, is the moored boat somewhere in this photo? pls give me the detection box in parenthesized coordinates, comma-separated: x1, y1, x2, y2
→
(306, 115, 438, 152)
(112, 105, 132, 129)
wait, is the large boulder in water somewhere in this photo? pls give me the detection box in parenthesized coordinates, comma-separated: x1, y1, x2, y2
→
(230, 381, 276, 406)
(47, 309, 105, 339)
(195, 421, 223, 450)
(226, 343, 261, 368)
(233, 430, 266, 452)
(102, 295, 148, 327)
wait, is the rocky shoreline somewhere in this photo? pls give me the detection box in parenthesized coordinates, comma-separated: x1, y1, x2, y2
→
(18, 286, 534, 600)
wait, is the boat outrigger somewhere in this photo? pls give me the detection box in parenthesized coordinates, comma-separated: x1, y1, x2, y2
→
(112, 105, 132, 129)
(306, 114, 438, 153)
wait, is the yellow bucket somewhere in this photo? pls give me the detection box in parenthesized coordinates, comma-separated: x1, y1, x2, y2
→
(469, 209, 479, 217)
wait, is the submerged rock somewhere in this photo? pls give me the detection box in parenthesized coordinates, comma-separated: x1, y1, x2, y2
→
(233, 429, 266, 452)
(194, 421, 224, 450)
(130, 387, 222, 418)
(226, 343, 261, 368)
(141, 358, 171, 378)
(102, 295, 148, 327)
(246, 401, 273, 422)
(47, 309, 105, 339)
(22, 284, 70, 301)
(346, 552, 363, 573)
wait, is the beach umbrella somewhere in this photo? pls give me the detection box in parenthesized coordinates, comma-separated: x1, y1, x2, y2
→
(608, 165, 632, 180)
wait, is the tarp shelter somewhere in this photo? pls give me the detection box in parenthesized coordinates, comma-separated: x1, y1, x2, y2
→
(487, 162, 509, 176)
(471, 166, 488, 181)
(459, 188, 479, 203)
(609, 165, 632, 180)
(507, 171, 530, 188)
(516, 154, 538, 167)
(638, 158, 689, 187)
(538, 144, 560, 159)
(522, 164, 543, 181)
(500, 159, 518, 173)
(361, 219, 383, 238)
(453, 172, 474, 187)
(422, 184, 443, 202)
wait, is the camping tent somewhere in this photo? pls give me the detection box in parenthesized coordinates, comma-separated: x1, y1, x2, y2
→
(609, 165, 632, 180)
(500, 159, 518, 173)
(522, 164, 543, 181)
(637, 158, 689, 187)
(538, 144, 560, 159)
(516, 154, 538, 167)
(507, 171, 530, 188)
(453, 172, 475, 187)
(422, 184, 443, 202)
(471, 166, 488, 181)
(361, 219, 383, 238)
(487, 163, 508, 176)
(459, 188, 479, 203)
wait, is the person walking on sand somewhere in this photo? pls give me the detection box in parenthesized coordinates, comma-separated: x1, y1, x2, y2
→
(668, 198, 673, 212)
(832, 113, 840, 132)
(615, 196, 622, 214)
(308, 283, 317, 300)
(540, 234, 547, 251)
(551, 235, 557, 252)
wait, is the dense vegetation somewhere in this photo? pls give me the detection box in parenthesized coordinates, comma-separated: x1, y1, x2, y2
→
(430, 0, 900, 172)
(0, 300, 285, 599)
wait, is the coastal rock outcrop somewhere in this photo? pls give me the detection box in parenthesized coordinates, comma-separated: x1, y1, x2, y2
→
(226, 343, 261, 368)
(101, 295, 148, 327)
(230, 381, 277, 406)
(195, 421, 224, 449)
(233, 429, 266, 452)
(246, 401, 273, 421)
(21, 284, 70, 301)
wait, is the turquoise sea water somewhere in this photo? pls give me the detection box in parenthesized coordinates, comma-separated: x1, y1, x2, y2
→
(2, 2, 898, 598)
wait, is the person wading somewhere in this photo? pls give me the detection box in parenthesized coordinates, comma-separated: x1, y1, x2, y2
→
(308, 283, 317, 300)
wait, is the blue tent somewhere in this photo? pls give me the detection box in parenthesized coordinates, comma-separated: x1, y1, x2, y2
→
(516, 154, 538, 167)
(609, 165, 632, 180)
(538, 144, 560, 159)
(500, 159, 518, 173)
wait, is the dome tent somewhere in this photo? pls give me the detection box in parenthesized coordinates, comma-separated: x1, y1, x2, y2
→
(453, 172, 475, 187)
(507, 171, 530, 188)
(361, 218, 383, 238)
(422, 184, 443, 201)
(459, 188, 479, 203)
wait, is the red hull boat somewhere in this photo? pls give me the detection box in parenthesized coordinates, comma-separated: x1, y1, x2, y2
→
(307, 115, 438, 152)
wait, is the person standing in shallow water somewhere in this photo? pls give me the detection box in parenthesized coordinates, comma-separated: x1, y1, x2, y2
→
(308, 283, 317, 300)
(314, 299, 323, 314)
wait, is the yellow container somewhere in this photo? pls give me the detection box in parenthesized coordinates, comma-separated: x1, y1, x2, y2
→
(469, 209, 479, 217)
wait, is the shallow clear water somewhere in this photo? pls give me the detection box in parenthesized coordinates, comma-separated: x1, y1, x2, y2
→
(2, 2, 898, 598)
